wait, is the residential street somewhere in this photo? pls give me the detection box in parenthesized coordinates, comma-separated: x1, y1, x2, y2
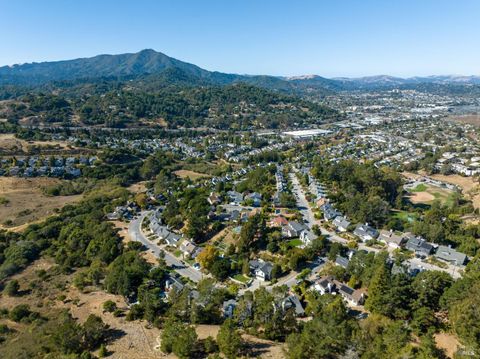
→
(289, 171, 462, 279)
(128, 211, 204, 283)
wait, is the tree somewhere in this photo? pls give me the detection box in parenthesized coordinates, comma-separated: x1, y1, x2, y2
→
(161, 318, 198, 359)
(52, 311, 84, 354)
(411, 271, 452, 311)
(448, 281, 480, 355)
(196, 245, 218, 270)
(411, 307, 437, 335)
(83, 314, 108, 350)
(287, 298, 354, 358)
(217, 319, 244, 359)
(102, 300, 117, 313)
(210, 258, 231, 281)
(4, 279, 20, 296)
(104, 251, 150, 296)
(365, 262, 391, 316)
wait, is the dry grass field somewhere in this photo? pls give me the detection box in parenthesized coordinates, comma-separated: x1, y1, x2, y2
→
(449, 114, 480, 127)
(0, 177, 81, 229)
(174, 169, 211, 180)
(431, 174, 480, 209)
(435, 332, 461, 359)
(0, 133, 73, 153)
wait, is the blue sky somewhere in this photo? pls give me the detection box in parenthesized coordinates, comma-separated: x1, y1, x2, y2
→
(1, 0, 479, 77)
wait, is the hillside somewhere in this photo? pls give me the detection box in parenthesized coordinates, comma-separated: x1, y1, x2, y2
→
(0, 83, 340, 129)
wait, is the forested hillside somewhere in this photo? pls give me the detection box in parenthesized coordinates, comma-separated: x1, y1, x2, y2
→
(0, 83, 340, 129)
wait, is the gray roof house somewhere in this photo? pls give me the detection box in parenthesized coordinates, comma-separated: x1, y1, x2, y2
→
(227, 191, 244, 205)
(283, 221, 308, 238)
(164, 232, 182, 247)
(299, 229, 317, 247)
(405, 235, 434, 257)
(378, 230, 406, 249)
(249, 260, 274, 281)
(280, 295, 305, 316)
(332, 216, 351, 232)
(353, 224, 379, 242)
(321, 203, 341, 221)
(335, 255, 350, 269)
(434, 245, 467, 266)
(314, 275, 336, 295)
(392, 262, 425, 277)
(222, 299, 237, 318)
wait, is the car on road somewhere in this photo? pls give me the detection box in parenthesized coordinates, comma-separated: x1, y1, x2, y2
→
(193, 263, 201, 271)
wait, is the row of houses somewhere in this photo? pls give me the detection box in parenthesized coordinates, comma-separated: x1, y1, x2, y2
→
(273, 166, 287, 207)
(321, 199, 468, 266)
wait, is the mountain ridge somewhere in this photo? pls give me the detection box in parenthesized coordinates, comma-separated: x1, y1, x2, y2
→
(1, 49, 480, 92)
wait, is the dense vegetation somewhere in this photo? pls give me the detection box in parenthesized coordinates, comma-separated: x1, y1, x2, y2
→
(312, 159, 404, 227)
(0, 83, 339, 129)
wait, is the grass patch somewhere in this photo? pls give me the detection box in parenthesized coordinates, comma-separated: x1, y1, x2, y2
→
(288, 238, 303, 247)
(411, 183, 428, 192)
(392, 210, 418, 223)
(173, 249, 182, 257)
(232, 274, 250, 283)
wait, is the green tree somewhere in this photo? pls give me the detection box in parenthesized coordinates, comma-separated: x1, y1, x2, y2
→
(217, 319, 244, 359)
(4, 279, 20, 296)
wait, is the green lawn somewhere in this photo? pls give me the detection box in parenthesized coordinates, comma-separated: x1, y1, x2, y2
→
(411, 183, 428, 192)
(173, 249, 182, 257)
(288, 238, 303, 247)
(392, 210, 418, 223)
(232, 274, 250, 283)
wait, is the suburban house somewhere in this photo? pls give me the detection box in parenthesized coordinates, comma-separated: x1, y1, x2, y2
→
(434, 245, 467, 266)
(335, 255, 350, 269)
(249, 260, 274, 281)
(222, 299, 237, 318)
(164, 232, 182, 247)
(207, 192, 222, 206)
(268, 215, 289, 228)
(245, 192, 262, 207)
(321, 203, 341, 221)
(313, 276, 366, 306)
(314, 275, 337, 294)
(378, 229, 406, 249)
(316, 197, 327, 208)
(280, 295, 305, 316)
(332, 216, 351, 232)
(299, 229, 317, 247)
(404, 234, 434, 257)
(227, 191, 244, 205)
(353, 224, 379, 242)
(283, 221, 308, 238)
(392, 262, 425, 277)
(336, 283, 366, 306)
(180, 240, 199, 259)
(165, 275, 185, 299)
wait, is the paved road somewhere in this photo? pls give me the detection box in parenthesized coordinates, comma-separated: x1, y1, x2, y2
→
(128, 211, 204, 283)
(289, 171, 462, 279)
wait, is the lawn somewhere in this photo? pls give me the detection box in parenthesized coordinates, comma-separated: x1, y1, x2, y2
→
(232, 274, 250, 283)
(392, 210, 418, 223)
(288, 238, 303, 247)
(407, 183, 457, 207)
(411, 183, 428, 192)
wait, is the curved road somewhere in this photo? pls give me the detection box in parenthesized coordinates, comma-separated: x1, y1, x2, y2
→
(128, 211, 203, 283)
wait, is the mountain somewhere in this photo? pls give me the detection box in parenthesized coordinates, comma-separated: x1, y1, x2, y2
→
(0, 49, 234, 85)
(1, 49, 479, 94)
(0, 50, 341, 96)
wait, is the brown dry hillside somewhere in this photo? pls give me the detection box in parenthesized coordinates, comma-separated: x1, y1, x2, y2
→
(0, 177, 81, 229)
